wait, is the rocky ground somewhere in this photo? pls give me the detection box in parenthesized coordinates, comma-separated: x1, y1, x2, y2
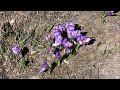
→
(0, 11, 120, 79)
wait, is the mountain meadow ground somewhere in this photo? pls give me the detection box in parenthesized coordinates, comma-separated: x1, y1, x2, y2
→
(0, 11, 120, 79)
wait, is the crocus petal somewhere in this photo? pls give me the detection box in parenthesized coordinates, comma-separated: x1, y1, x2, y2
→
(77, 35, 91, 45)
(52, 43, 58, 47)
(67, 30, 77, 39)
(55, 35, 63, 41)
(62, 39, 73, 48)
(67, 25, 75, 31)
(66, 48, 71, 54)
(52, 29, 61, 37)
(12, 45, 19, 54)
(41, 61, 48, 67)
(52, 39, 62, 47)
(65, 22, 70, 28)
(67, 32, 73, 39)
(77, 35, 84, 41)
(82, 37, 91, 44)
(40, 67, 47, 73)
(45, 34, 51, 41)
(62, 38, 68, 45)
(52, 42, 61, 47)
(67, 42, 73, 47)
(77, 35, 85, 45)
(55, 51, 61, 58)
(78, 41, 83, 45)
(58, 24, 64, 32)
(75, 30, 81, 37)
(65, 22, 75, 28)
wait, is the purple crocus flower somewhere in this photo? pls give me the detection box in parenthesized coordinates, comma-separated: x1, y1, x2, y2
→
(65, 22, 75, 28)
(55, 51, 61, 58)
(74, 30, 81, 37)
(12, 45, 19, 54)
(52, 35, 63, 47)
(67, 30, 76, 39)
(41, 61, 48, 67)
(55, 35, 63, 41)
(67, 30, 81, 39)
(40, 67, 47, 73)
(46, 46, 55, 54)
(40, 61, 48, 73)
(77, 35, 91, 45)
(52, 40, 62, 47)
(62, 38, 68, 45)
(66, 48, 71, 54)
(65, 22, 75, 33)
(66, 29, 74, 34)
(67, 25, 75, 31)
(58, 24, 64, 32)
(45, 34, 52, 41)
(62, 38, 73, 48)
(106, 11, 115, 16)
(52, 29, 61, 37)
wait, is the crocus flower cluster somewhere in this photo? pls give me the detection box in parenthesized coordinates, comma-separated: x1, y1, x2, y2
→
(45, 22, 92, 60)
(106, 11, 115, 16)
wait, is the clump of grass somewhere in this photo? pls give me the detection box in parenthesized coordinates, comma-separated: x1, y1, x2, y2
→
(0, 21, 44, 69)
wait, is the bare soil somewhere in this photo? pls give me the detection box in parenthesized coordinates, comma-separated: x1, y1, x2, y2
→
(0, 11, 120, 79)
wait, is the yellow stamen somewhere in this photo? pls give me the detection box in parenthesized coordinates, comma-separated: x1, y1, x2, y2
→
(82, 38, 87, 43)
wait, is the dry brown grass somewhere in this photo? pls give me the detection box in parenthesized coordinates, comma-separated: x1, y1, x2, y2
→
(0, 11, 120, 79)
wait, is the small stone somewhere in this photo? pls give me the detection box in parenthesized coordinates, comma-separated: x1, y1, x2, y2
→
(30, 76, 39, 79)
(64, 59, 69, 65)
(115, 76, 119, 79)
(31, 51, 36, 55)
(9, 19, 15, 25)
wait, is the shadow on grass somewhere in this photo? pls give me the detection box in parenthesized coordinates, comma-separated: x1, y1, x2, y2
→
(50, 62, 57, 73)
(71, 43, 78, 55)
(60, 54, 69, 64)
(114, 11, 119, 13)
(75, 24, 88, 36)
(21, 47, 29, 57)
(25, 60, 30, 66)
(61, 31, 68, 39)
(88, 38, 96, 45)
(81, 32, 88, 36)
(1, 22, 15, 37)
(75, 24, 81, 30)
